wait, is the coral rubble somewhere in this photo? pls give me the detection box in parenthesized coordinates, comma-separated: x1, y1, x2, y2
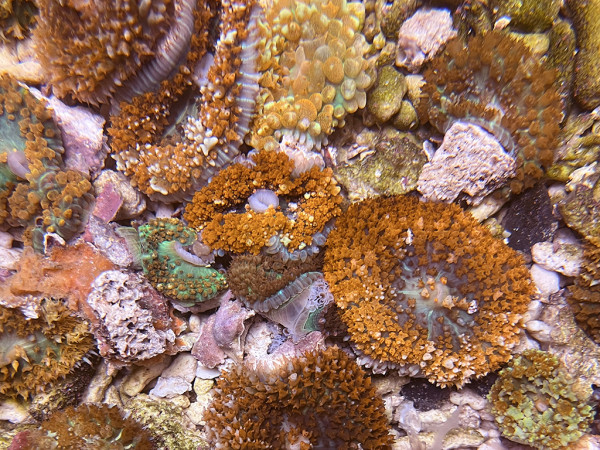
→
(204, 346, 393, 448)
(418, 30, 561, 194)
(488, 349, 594, 449)
(323, 195, 534, 387)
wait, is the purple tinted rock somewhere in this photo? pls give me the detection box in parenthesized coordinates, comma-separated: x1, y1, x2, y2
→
(92, 183, 123, 223)
(191, 315, 227, 368)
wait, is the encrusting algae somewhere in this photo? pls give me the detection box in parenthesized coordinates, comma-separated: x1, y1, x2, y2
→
(323, 195, 534, 387)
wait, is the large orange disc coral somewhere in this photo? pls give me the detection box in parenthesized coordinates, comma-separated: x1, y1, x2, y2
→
(323, 196, 534, 387)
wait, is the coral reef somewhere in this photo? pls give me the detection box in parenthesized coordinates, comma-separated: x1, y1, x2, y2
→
(366, 65, 407, 124)
(0, 0, 37, 41)
(33, 0, 175, 105)
(184, 150, 342, 258)
(0, 299, 95, 400)
(109, 0, 262, 199)
(229, 252, 333, 340)
(417, 121, 517, 204)
(0, 74, 93, 252)
(323, 195, 534, 387)
(568, 0, 600, 110)
(204, 346, 393, 448)
(86, 270, 176, 363)
(567, 239, 600, 344)
(248, 0, 374, 151)
(136, 218, 227, 309)
(559, 162, 600, 243)
(488, 349, 594, 449)
(15, 403, 155, 449)
(418, 30, 561, 194)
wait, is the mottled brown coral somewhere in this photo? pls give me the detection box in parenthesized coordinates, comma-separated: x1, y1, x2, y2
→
(0, 299, 95, 400)
(204, 346, 393, 448)
(249, 0, 374, 151)
(568, 239, 600, 344)
(0, 0, 37, 41)
(34, 0, 175, 105)
(419, 30, 562, 194)
(323, 196, 534, 387)
(184, 150, 342, 256)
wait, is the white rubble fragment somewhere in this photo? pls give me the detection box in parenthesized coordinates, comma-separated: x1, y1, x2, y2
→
(530, 263, 561, 296)
(532, 241, 583, 277)
(417, 122, 517, 204)
(396, 8, 457, 72)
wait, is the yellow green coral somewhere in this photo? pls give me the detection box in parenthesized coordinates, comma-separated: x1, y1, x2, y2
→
(488, 349, 594, 449)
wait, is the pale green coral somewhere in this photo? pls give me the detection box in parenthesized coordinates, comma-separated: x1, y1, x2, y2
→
(488, 349, 594, 449)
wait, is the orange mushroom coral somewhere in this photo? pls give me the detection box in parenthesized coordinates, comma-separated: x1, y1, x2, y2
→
(323, 195, 534, 387)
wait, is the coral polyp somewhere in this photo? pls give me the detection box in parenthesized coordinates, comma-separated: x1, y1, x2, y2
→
(419, 30, 562, 193)
(0, 299, 95, 400)
(323, 195, 534, 387)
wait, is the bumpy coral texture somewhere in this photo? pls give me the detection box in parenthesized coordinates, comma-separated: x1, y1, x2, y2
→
(0, 299, 95, 400)
(323, 196, 533, 387)
(249, 0, 374, 151)
(110, 0, 261, 199)
(204, 346, 393, 448)
(488, 349, 593, 449)
(567, 239, 600, 344)
(34, 0, 174, 105)
(0, 74, 93, 252)
(22, 403, 155, 449)
(184, 150, 342, 257)
(87, 270, 176, 363)
(137, 217, 227, 308)
(419, 30, 561, 194)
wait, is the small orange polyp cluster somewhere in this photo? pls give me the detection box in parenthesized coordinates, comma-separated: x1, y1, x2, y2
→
(323, 196, 534, 387)
(249, 0, 374, 151)
(184, 150, 342, 255)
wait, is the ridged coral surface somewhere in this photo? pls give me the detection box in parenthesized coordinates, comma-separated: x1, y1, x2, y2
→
(0, 299, 95, 400)
(323, 195, 533, 387)
(488, 349, 593, 449)
(204, 346, 393, 448)
(249, 0, 374, 151)
(419, 30, 561, 194)
(184, 150, 342, 257)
